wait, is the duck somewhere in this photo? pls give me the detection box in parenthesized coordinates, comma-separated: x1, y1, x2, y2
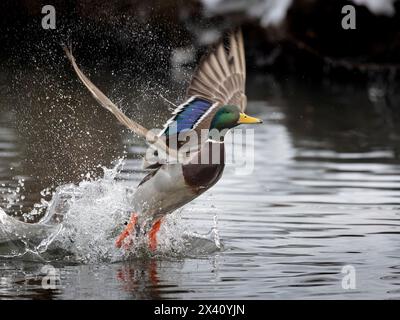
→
(63, 29, 262, 251)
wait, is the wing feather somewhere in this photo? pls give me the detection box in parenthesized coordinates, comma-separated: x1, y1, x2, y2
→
(63, 46, 175, 160)
(186, 29, 247, 112)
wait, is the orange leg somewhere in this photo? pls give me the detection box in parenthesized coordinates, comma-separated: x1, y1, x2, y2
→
(148, 218, 163, 251)
(115, 213, 138, 249)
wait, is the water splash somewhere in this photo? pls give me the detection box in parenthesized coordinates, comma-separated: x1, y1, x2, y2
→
(0, 159, 222, 263)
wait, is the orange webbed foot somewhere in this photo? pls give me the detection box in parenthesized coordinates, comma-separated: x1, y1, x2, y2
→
(149, 218, 162, 251)
(116, 213, 138, 249)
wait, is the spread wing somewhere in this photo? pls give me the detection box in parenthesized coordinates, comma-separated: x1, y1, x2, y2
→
(159, 29, 247, 139)
(63, 46, 177, 161)
(186, 29, 247, 112)
(64, 29, 246, 170)
(143, 30, 247, 169)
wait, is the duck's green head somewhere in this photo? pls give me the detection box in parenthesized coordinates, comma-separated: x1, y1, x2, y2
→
(210, 105, 262, 132)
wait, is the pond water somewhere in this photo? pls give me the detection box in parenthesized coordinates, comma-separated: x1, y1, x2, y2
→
(1, 65, 400, 299)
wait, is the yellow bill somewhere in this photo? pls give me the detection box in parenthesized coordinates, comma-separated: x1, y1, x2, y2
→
(238, 113, 263, 124)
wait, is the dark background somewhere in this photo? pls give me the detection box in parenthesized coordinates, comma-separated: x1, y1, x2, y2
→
(1, 0, 400, 79)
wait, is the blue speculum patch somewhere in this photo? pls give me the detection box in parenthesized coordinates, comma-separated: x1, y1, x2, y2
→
(164, 97, 212, 136)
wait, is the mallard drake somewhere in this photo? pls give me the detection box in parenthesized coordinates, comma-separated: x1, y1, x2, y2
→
(64, 30, 262, 251)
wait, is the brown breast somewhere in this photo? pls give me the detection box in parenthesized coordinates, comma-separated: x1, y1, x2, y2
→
(182, 141, 225, 192)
